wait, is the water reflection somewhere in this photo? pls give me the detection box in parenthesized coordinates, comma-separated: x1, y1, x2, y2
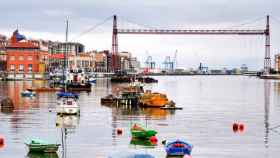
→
(26, 152, 59, 158)
(56, 114, 80, 158)
(264, 81, 270, 148)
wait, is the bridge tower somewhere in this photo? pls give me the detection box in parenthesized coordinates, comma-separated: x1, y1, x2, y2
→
(112, 15, 119, 71)
(264, 15, 271, 74)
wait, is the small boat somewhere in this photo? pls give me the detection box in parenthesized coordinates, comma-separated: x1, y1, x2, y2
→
(27, 87, 62, 92)
(131, 123, 157, 139)
(101, 94, 118, 105)
(25, 138, 60, 153)
(56, 92, 80, 115)
(139, 91, 169, 107)
(21, 90, 36, 97)
(89, 77, 96, 84)
(164, 140, 193, 156)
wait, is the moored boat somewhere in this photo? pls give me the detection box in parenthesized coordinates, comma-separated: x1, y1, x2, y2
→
(25, 138, 60, 153)
(164, 140, 193, 156)
(56, 92, 80, 115)
(139, 91, 169, 107)
(130, 123, 157, 139)
(101, 94, 118, 105)
(21, 90, 36, 97)
(27, 87, 62, 92)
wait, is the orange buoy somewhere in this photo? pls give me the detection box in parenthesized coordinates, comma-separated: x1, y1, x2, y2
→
(238, 123, 245, 132)
(232, 123, 239, 132)
(149, 136, 158, 143)
(116, 128, 123, 135)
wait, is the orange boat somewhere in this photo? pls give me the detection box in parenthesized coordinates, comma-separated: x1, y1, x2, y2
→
(28, 87, 62, 92)
(139, 91, 169, 107)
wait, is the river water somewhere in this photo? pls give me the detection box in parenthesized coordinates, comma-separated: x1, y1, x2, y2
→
(0, 76, 280, 158)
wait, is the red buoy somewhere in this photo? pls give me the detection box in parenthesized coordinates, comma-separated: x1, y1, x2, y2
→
(232, 123, 239, 132)
(0, 136, 4, 145)
(149, 136, 158, 143)
(239, 123, 245, 132)
(116, 128, 123, 135)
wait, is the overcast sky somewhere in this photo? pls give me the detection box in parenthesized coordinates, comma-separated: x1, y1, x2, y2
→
(1, 0, 280, 70)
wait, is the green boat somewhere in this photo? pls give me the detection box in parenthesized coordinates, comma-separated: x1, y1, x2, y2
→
(130, 124, 157, 139)
(25, 139, 60, 153)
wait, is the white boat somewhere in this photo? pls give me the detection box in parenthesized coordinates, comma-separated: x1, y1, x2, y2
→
(56, 92, 80, 115)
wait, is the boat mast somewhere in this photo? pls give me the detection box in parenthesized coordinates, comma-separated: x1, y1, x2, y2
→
(63, 19, 69, 92)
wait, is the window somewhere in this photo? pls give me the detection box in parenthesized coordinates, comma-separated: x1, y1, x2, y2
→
(28, 56, 32, 61)
(28, 64, 32, 72)
(19, 64, 24, 72)
(19, 56, 24, 61)
(10, 56, 15, 61)
(10, 65, 15, 71)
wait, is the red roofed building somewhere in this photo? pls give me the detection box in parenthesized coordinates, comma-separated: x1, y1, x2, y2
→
(6, 31, 48, 75)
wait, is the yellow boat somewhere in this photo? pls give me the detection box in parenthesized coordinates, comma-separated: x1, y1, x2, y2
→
(139, 91, 169, 107)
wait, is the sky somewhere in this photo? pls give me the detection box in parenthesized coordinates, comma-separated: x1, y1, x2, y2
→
(1, 0, 280, 70)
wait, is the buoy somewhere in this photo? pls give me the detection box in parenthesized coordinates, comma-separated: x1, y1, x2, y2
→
(149, 136, 158, 143)
(0, 136, 4, 145)
(183, 155, 192, 158)
(239, 123, 245, 132)
(116, 128, 123, 135)
(232, 123, 239, 132)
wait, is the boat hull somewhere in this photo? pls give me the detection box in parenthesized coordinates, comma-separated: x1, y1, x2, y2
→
(56, 106, 80, 115)
(26, 144, 60, 153)
(165, 140, 192, 156)
(21, 92, 36, 97)
(131, 130, 157, 139)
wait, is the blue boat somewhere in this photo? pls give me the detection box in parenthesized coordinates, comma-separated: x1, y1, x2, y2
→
(56, 92, 79, 99)
(21, 90, 36, 97)
(89, 78, 96, 84)
(164, 140, 193, 156)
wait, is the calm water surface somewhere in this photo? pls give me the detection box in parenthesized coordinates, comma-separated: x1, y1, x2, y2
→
(0, 76, 280, 158)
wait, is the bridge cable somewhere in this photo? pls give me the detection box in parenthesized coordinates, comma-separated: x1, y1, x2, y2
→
(70, 15, 113, 42)
(118, 16, 157, 29)
(224, 16, 265, 29)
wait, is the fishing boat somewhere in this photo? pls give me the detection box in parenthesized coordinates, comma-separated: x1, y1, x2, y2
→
(56, 92, 80, 115)
(21, 90, 36, 97)
(66, 69, 92, 91)
(139, 91, 170, 107)
(164, 140, 193, 156)
(25, 138, 60, 153)
(130, 123, 157, 139)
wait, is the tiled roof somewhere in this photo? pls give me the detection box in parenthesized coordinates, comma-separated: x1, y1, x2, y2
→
(6, 41, 39, 48)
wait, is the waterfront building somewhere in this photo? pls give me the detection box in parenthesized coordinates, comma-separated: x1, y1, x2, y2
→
(6, 30, 48, 79)
(48, 42, 85, 71)
(68, 53, 94, 72)
(275, 54, 280, 72)
(0, 34, 7, 71)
